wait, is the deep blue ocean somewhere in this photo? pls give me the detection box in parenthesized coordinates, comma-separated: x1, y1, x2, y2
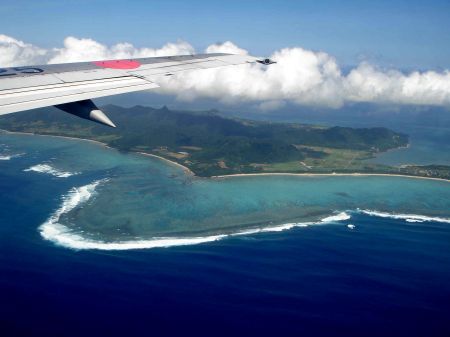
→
(1, 132, 450, 337)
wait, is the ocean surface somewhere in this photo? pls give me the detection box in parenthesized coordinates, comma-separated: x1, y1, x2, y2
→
(1, 131, 450, 336)
(368, 124, 450, 166)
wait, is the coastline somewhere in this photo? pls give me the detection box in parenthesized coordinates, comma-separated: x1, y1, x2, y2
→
(211, 172, 450, 183)
(136, 152, 195, 176)
(1, 129, 449, 183)
(0, 129, 111, 149)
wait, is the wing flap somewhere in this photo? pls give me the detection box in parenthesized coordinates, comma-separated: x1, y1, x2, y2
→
(127, 55, 256, 81)
(52, 69, 128, 83)
(129, 64, 203, 77)
(216, 54, 258, 65)
(0, 74, 64, 91)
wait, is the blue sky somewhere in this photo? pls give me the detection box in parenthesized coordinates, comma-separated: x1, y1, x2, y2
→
(1, 0, 450, 69)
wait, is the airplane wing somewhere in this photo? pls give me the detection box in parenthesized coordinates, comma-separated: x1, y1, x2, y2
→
(0, 53, 274, 127)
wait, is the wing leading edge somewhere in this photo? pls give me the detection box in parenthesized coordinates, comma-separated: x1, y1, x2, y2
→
(0, 53, 274, 127)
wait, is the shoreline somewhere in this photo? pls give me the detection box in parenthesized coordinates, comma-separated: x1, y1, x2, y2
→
(1, 129, 448, 183)
(0, 129, 196, 175)
(136, 152, 195, 176)
(0, 129, 112, 149)
(211, 172, 450, 183)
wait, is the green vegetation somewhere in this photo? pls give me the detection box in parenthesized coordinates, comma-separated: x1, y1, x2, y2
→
(261, 146, 374, 173)
(0, 104, 447, 179)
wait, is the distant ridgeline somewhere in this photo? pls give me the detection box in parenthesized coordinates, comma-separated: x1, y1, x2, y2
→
(2, 104, 445, 179)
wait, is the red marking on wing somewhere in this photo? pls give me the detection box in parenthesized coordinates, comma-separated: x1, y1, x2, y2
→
(93, 60, 141, 69)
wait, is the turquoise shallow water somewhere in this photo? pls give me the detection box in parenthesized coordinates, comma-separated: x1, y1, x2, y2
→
(1, 131, 449, 250)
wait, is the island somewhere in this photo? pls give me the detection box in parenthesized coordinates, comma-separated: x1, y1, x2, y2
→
(0, 104, 449, 180)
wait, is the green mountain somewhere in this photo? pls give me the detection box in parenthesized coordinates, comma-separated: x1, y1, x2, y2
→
(0, 105, 409, 176)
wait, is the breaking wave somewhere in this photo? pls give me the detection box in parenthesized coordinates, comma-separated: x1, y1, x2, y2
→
(39, 179, 107, 246)
(320, 212, 351, 223)
(0, 153, 24, 160)
(42, 225, 228, 250)
(39, 183, 352, 250)
(358, 209, 450, 224)
(40, 220, 312, 250)
(24, 164, 79, 178)
(232, 222, 312, 236)
(39, 178, 226, 249)
(39, 183, 450, 251)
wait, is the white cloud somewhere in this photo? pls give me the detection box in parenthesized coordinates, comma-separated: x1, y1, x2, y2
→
(158, 45, 450, 108)
(205, 41, 248, 55)
(49, 37, 195, 63)
(0, 35, 195, 66)
(0, 34, 48, 66)
(1, 34, 450, 108)
(157, 46, 346, 107)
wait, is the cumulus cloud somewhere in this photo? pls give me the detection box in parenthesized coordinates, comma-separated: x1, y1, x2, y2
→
(49, 37, 195, 63)
(158, 46, 450, 107)
(1, 34, 450, 108)
(0, 34, 48, 66)
(0, 35, 195, 65)
(205, 41, 248, 55)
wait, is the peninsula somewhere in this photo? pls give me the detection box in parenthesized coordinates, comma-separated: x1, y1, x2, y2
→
(0, 104, 448, 180)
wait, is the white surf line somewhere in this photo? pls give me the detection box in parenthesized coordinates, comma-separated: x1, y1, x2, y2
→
(357, 209, 450, 224)
(230, 222, 314, 237)
(41, 186, 450, 250)
(212, 172, 450, 183)
(0, 153, 24, 160)
(39, 179, 107, 246)
(39, 179, 226, 249)
(42, 231, 229, 250)
(320, 212, 351, 222)
(40, 183, 353, 250)
(24, 164, 79, 178)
